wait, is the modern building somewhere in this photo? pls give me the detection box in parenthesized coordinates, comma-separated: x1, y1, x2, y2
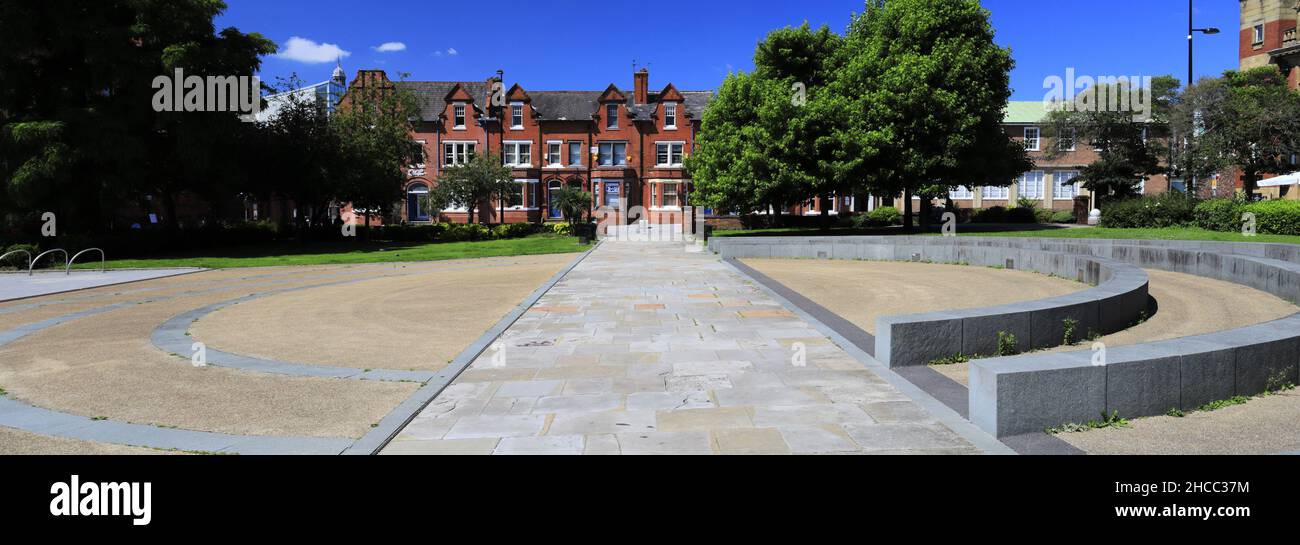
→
(1241, 0, 1300, 199)
(342, 68, 710, 228)
(252, 61, 348, 123)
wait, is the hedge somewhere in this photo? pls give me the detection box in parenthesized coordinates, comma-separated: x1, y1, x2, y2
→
(1099, 193, 1197, 228)
(1245, 199, 1300, 236)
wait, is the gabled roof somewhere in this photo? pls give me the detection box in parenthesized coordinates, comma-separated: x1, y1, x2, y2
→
(598, 84, 626, 103)
(394, 80, 492, 122)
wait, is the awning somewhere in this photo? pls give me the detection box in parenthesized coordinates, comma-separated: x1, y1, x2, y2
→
(1258, 172, 1300, 188)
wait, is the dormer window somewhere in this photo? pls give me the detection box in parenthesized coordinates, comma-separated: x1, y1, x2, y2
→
(606, 103, 619, 129)
(511, 102, 524, 129)
(664, 103, 678, 129)
(453, 103, 467, 129)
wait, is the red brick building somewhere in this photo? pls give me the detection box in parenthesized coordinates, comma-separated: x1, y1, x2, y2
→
(1240, 0, 1300, 199)
(344, 68, 710, 227)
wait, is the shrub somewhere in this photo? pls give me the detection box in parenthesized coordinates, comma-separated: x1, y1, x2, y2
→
(1244, 199, 1300, 236)
(854, 206, 901, 228)
(551, 223, 574, 236)
(1193, 199, 1244, 232)
(971, 207, 1007, 223)
(1, 243, 39, 269)
(1050, 210, 1077, 224)
(1099, 192, 1197, 228)
(1005, 206, 1038, 224)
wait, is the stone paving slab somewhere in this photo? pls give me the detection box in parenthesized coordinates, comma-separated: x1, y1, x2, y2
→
(384, 242, 988, 455)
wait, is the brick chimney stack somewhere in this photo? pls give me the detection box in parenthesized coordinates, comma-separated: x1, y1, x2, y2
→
(634, 68, 649, 104)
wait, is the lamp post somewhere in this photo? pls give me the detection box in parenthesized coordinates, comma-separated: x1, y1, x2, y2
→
(1187, 0, 1220, 196)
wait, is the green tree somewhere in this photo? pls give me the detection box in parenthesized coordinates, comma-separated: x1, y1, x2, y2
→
(687, 23, 843, 226)
(829, 0, 1029, 229)
(1045, 77, 1177, 205)
(1174, 66, 1300, 196)
(552, 186, 593, 231)
(332, 76, 424, 230)
(421, 153, 515, 226)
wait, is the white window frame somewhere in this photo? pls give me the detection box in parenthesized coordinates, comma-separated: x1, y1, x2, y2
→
(505, 179, 540, 210)
(453, 102, 467, 130)
(1024, 126, 1040, 151)
(982, 185, 1009, 200)
(546, 141, 563, 167)
(950, 186, 974, 200)
(503, 141, 533, 168)
(1053, 171, 1080, 200)
(1018, 171, 1045, 200)
(656, 141, 685, 167)
(1254, 23, 1265, 45)
(664, 103, 678, 129)
(510, 102, 524, 130)
(1058, 128, 1077, 152)
(598, 141, 628, 167)
(443, 141, 476, 167)
(606, 103, 619, 129)
(568, 141, 583, 167)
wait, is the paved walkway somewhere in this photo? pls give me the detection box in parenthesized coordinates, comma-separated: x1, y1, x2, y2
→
(0, 269, 204, 302)
(385, 242, 985, 455)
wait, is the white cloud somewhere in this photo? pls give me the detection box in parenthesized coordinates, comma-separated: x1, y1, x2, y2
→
(434, 48, 459, 58)
(373, 42, 406, 53)
(446, 48, 458, 56)
(275, 37, 350, 64)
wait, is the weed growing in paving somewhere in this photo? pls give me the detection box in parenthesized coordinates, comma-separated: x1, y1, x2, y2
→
(996, 331, 1019, 356)
(1046, 411, 1130, 434)
(929, 354, 972, 366)
(1063, 318, 1078, 346)
(1165, 407, 1185, 418)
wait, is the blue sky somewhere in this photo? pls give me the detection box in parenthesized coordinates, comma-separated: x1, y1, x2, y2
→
(219, 0, 1242, 100)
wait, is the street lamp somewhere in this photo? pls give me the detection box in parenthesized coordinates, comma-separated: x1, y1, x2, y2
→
(1187, 0, 1220, 196)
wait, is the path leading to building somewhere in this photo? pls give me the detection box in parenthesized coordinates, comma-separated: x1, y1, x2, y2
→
(384, 241, 990, 455)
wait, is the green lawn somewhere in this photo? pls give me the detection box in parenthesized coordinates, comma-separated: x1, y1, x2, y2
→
(713, 225, 1300, 245)
(69, 234, 589, 270)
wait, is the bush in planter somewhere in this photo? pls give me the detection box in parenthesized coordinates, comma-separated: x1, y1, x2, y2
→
(1244, 199, 1300, 235)
(853, 206, 901, 228)
(1193, 199, 1244, 232)
(1099, 192, 1196, 228)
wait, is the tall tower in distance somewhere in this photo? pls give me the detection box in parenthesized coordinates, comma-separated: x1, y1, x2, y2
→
(1240, 0, 1300, 89)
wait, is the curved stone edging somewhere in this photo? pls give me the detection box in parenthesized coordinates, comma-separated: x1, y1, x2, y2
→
(709, 236, 1150, 368)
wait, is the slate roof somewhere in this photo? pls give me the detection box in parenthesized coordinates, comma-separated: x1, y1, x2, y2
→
(399, 80, 713, 123)
(395, 81, 492, 122)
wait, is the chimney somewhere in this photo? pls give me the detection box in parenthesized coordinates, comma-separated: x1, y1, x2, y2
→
(634, 68, 649, 104)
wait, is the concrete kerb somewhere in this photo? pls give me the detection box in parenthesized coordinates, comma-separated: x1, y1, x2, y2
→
(347, 244, 599, 455)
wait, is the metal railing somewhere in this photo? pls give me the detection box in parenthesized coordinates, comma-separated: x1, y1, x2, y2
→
(67, 248, 106, 274)
(0, 249, 33, 271)
(28, 249, 68, 276)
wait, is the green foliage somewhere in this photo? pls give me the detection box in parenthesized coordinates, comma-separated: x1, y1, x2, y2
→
(1165, 407, 1185, 418)
(1099, 192, 1197, 228)
(551, 223, 574, 236)
(1, 243, 39, 269)
(1062, 318, 1079, 346)
(1175, 66, 1300, 194)
(1198, 396, 1250, 412)
(1046, 411, 1130, 434)
(1244, 200, 1300, 236)
(552, 187, 593, 229)
(1193, 199, 1245, 232)
(928, 354, 972, 366)
(995, 331, 1019, 357)
(853, 206, 901, 228)
(1049, 210, 1077, 224)
(422, 153, 516, 226)
(971, 206, 1037, 224)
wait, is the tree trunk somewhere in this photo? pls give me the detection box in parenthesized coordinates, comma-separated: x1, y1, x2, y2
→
(919, 195, 932, 231)
(820, 194, 832, 230)
(903, 190, 914, 230)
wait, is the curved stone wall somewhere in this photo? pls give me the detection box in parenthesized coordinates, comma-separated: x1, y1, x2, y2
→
(710, 236, 1151, 367)
(712, 235, 1300, 439)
